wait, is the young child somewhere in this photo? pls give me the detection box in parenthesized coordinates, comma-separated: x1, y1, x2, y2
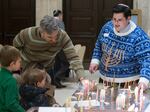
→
(0, 45, 25, 112)
(20, 68, 59, 110)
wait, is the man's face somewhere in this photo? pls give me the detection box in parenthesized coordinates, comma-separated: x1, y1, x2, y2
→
(41, 30, 58, 44)
(112, 13, 130, 32)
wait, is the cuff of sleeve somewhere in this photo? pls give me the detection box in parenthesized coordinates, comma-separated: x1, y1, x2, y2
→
(75, 69, 86, 79)
(139, 77, 149, 86)
(91, 59, 100, 65)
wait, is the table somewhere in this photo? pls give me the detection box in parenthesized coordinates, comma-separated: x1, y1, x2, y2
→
(26, 84, 150, 112)
(67, 84, 150, 112)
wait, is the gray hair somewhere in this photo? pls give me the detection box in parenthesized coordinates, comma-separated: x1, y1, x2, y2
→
(40, 15, 59, 34)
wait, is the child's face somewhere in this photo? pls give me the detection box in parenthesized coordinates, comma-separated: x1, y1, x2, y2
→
(37, 77, 46, 88)
(11, 57, 21, 71)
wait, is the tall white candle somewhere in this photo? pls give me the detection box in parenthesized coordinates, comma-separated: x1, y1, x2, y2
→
(100, 89, 105, 103)
(134, 87, 139, 103)
(96, 88, 99, 101)
(139, 85, 144, 111)
(116, 95, 122, 110)
(121, 93, 126, 109)
(111, 87, 114, 101)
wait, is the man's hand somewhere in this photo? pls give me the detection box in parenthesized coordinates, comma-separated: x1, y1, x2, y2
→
(81, 79, 90, 86)
(138, 82, 148, 91)
(89, 63, 99, 73)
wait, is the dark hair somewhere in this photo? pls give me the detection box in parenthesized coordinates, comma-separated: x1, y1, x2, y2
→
(0, 45, 20, 67)
(0, 44, 3, 51)
(53, 9, 62, 17)
(113, 4, 131, 19)
(0, 44, 3, 65)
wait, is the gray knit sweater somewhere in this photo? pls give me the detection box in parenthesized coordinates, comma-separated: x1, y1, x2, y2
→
(13, 27, 85, 78)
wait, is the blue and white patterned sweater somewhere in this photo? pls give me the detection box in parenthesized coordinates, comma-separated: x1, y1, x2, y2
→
(91, 20, 150, 83)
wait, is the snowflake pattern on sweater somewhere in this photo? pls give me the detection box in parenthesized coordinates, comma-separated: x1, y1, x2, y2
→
(92, 21, 150, 81)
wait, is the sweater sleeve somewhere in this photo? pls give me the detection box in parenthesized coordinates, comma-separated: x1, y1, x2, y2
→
(134, 29, 150, 85)
(4, 78, 25, 112)
(60, 31, 85, 79)
(91, 26, 105, 64)
(13, 29, 25, 50)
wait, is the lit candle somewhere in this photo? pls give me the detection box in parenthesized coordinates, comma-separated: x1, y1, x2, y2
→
(128, 85, 131, 91)
(134, 87, 139, 103)
(80, 106, 83, 112)
(121, 93, 126, 109)
(139, 85, 144, 111)
(128, 103, 135, 111)
(103, 80, 105, 88)
(89, 97, 92, 112)
(116, 95, 122, 110)
(111, 87, 114, 101)
(96, 88, 99, 101)
(91, 80, 95, 91)
(65, 98, 68, 112)
(134, 106, 138, 112)
(78, 94, 81, 101)
(100, 89, 105, 103)
(84, 81, 89, 97)
(128, 86, 131, 106)
(65, 99, 68, 107)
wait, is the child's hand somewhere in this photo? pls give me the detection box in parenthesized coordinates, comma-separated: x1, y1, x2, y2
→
(52, 103, 61, 107)
(26, 107, 38, 112)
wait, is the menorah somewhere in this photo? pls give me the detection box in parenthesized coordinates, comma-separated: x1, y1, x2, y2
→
(101, 43, 126, 88)
(101, 43, 125, 71)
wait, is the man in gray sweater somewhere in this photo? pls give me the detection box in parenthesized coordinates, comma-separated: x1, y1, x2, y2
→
(13, 15, 85, 86)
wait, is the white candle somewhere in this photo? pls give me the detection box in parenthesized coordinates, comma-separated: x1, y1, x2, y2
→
(91, 80, 95, 90)
(134, 87, 139, 103)
(80, 106, 83, 112)
(116, 95, 122, 110)
(84, 81, 89, 96)
(100, 89, 105, 103)
(111, 87, 114, 101)
(128, 86, 131, 98)
(134, 107, 138, 112)
(96, 88, 99, 101)
(139, 85, 144, 111)
(128, 103, 135, 111)
(121, 93, 126, 109)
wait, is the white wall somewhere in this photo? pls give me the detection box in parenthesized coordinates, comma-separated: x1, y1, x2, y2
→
(36, 0, 62, 26)
(134, 0, 150, 35)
